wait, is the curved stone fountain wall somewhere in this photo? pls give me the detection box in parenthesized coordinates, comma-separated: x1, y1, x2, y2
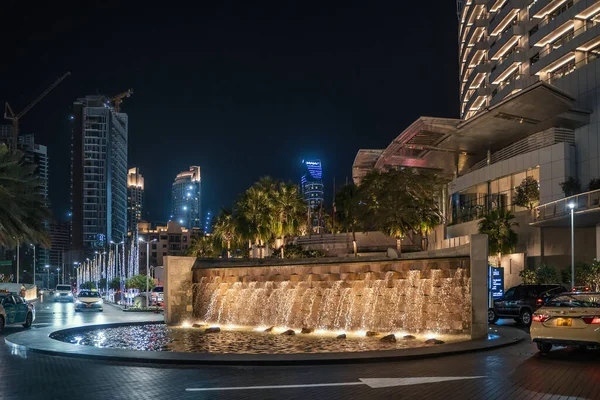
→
(191, 259, 472, 334)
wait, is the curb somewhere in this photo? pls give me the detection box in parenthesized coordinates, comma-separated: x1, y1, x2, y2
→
(5, 323, 527, 366)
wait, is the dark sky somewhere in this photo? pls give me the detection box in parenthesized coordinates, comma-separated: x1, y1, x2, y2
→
(1, 1, 459, 224)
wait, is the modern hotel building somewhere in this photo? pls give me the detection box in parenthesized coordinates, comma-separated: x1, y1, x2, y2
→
(354, 0, 600, 272)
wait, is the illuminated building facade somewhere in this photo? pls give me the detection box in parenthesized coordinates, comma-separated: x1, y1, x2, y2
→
(127, 167, 144, 236)
(71, 95, 128, 258)
(171, 166, 201, 229)
(301, 159, 324, 231)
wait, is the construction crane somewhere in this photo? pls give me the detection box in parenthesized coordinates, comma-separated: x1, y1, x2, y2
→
(4, 72, 71, 150)
(111, 89, 133, 112)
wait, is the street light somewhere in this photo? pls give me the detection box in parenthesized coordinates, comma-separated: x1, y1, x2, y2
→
(30, 244, 36, 287)
(57, 268, 61, 285)
(568, 202, 576, 290)
(138, 237, 158, 308)
(44, 265, 50, 289)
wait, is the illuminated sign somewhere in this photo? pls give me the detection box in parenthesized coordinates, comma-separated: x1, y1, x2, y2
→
(490, 267, 504, 299)
(305, 161, 320, 166)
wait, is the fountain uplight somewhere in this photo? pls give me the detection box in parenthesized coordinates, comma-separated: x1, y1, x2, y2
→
(181, 321, 192, 328)
(254, 326, 267, 332)
(425, 333, 437, 340)
(314, 329, 327, 335)
(337, 330, 346, 336)
(355, 330, 367, 337)
(273, 327, 288, 333)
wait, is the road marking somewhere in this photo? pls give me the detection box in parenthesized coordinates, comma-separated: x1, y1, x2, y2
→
(185, 376, 486, 392)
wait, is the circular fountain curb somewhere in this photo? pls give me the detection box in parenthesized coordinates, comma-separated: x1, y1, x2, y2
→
(5, 322, 527, 365)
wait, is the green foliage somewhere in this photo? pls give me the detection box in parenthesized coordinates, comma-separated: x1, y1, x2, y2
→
(98, 278, 107, 289)
(186, 236, 217, 258)
(589, 178, 600, 191)
(270, 244, 325, 259)
(213, 208, 237, 252)
(512, 176, 539, 209)
(0, 144, 51, 248)
(561, 260, 600, 290)
(478, 208, 519, 264)
(80, 281, 97, 290)
(560, 176, 582, 197)
(519, 269, 537, 284)
(357, 168, 446, 247)
(125, 275, 155, 291)
(109, 277, 121, 291)
(536, 264, 558, 284)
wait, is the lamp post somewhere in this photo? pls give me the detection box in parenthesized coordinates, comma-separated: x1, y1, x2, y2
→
(30, 244, 36, 286)
(45, 265, 49, 289)
(57, 268, 61, 285)
(568, 202, 576, 290)
(138, 237, 157, 308)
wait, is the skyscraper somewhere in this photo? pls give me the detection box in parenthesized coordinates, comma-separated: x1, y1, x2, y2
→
(127, 167, 144, 237)
(71, 95, 128, 258)
(300, 159, 324, 231)
(171, 166, 201, 229)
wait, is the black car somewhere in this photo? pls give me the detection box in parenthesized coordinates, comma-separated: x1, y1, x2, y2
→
(488, 284, 568, 326)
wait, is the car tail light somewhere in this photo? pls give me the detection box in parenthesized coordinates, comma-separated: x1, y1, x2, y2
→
(532, 314, 550, 323)
(582, 316, 600, 324)
(536, 298, 543, 305)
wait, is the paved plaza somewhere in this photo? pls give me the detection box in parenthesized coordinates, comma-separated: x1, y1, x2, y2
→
(1, 298, 600, 399)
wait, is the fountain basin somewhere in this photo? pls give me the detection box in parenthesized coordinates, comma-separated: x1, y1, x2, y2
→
(49, 323, 469, 354)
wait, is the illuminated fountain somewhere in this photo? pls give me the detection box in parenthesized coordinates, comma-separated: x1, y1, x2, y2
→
(192, 268, 471, 334)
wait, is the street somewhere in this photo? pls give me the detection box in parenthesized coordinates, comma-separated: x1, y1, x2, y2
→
(1, 298, 600, 399)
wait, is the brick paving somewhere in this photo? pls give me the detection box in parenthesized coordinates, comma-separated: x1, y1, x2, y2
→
(1, 299, 600, 399)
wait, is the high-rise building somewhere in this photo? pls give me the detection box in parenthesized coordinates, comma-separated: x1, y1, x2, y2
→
(171, 166, 201, 229)
(138, 221, 191, 272)
(204, 210, 213, 234)
(71, 95, 128, 258)
(127, 167, 144, 237)
(300, 159, 324, 231)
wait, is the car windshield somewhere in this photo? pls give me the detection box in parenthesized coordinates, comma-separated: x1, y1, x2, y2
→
(78, 291, 100, 298)
(545, 294, 600, 308)
(56, 285, 71, 291)
(152, 287, 163, 292)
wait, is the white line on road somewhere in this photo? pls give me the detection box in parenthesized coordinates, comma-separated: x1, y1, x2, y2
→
(185, 376, 486, 392)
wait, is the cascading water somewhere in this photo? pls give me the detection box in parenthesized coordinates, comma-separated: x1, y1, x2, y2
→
(192, 268, 471, 334)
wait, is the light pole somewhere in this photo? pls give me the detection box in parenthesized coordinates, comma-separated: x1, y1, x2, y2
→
(45, 265, 49, 289)
(57, 268, 61, 285)
(31, 244, 36, 286)
(569, 202, 575, 290)
(139, 237, 157, 307)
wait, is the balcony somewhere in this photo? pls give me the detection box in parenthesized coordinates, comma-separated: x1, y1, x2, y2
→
(490, 73, 526, 104)
(529, 1, 588, 47)
(532, 188, 600, 227)
(489, 0, 527, 35)
(490, 48, 527, 83)
(531, 22, 600, 75)
(489, 22, 525, 59)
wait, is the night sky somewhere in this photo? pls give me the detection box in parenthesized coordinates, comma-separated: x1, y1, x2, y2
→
(1, 1, 459, 224)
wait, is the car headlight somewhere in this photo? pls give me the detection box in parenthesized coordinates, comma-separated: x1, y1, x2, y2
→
(96, 299, 103, 304)
(54, 293, 59, 297)
(75, 300, 82, 304)
(67, 292, 73, 297)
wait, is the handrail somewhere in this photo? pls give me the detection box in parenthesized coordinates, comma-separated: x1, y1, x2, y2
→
(534, 188, 600, 222)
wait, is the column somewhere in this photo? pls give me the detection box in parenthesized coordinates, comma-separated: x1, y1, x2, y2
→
(470, 234, 489, 340)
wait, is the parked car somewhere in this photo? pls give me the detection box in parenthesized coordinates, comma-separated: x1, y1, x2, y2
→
(53, 284, 74, 302)
(151, 286, 164, 306)
(0, 290, 35, 332)
(488, 284, 568, 326)
(75, 290, 103, 312)
(531, 292, 600, 353)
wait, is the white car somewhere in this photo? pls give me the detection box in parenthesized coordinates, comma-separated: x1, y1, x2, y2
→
(531, 292, 600, 353)
(53, 284, 74, 302)
(75, 290, 103, 312)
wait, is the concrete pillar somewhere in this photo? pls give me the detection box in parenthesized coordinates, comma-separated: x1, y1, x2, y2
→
(470, 234, 489, 340)
(596, 224, 600, 261)
(163, 256, 195, 325)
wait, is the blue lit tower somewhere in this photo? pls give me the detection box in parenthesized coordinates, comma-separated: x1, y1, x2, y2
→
(171, 166, 201, 229)
(301, 159, 324, 232)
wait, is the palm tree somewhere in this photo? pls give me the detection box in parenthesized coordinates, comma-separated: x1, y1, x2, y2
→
(213, 208, 236, 258)
(0, 144, 50, 248)
(335, 184, 360, 256)
(237, 185, 271, 258)
(272, 182, 306, 258)
(478, 208, 519, 267)
(186, 236, 216, 258)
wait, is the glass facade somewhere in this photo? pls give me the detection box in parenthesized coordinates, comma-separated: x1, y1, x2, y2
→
(171, 166, 201, 229)
(450, 167, 539, 224)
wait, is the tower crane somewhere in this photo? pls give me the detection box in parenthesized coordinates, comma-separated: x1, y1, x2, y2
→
(111, 89, 133, 112)
(4, 72, 71, 150)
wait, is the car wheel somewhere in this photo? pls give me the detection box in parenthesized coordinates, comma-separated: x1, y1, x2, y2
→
(22, 313, 32, 328)
(0, 316, 4, 333)
(488, 309, 499, 324)
(520, 309, 533, 327)
(537, 342, 552, 353)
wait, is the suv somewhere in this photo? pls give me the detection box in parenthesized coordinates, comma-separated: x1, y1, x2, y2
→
(53, 284, 74, 302)
(488, 284, 567, 326)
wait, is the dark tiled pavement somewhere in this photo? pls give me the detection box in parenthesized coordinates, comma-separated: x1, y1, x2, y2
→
(1, 299, 600, 399)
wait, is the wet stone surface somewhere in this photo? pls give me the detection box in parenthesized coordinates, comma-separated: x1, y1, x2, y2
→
(49, 324, 467, 354)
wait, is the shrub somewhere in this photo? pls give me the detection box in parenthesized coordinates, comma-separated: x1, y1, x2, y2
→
(125, 275, 155, 291)
(80, 281, 97, 290)
(536, 264, 558, 284)
(271, 244, 326, 259)
(560, 177, 581, 197)
(589, 178, 600, 191)
(519, 269, 536, 284)
(512, 176, 539, 209)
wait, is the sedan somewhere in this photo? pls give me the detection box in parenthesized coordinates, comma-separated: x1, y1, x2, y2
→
(531, 292, 600, 353)
(0, 292, 35, 332)
(75, 290, 103, 312)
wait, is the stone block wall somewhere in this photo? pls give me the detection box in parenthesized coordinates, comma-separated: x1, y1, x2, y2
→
(163, 256, 195, 325)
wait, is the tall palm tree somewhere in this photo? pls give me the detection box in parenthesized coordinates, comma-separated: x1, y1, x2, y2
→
(213, 208, 237, 258)
(335, 184, 360, 256)
(237, 185, 271, 258)
(272, 182, 306, 258)
(478, 208, 519, 267)
(0, 144, 50, 248)
(186, 236, 215, 258)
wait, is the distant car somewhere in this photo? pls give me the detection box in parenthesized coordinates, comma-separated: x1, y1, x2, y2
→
(75, 290, 103, 312)
(151, 286, 164, 306)
(0, 291, 35, 332)
(53, 284, 74, 302)
(531, 292, 600, 353)
(488, 284, 568, 326)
